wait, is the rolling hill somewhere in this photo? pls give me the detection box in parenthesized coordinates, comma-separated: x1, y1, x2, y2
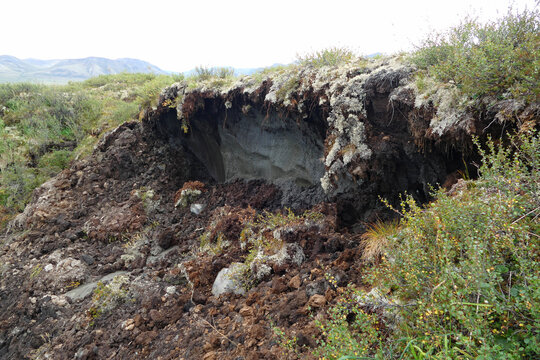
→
(0, 55, 168, 83)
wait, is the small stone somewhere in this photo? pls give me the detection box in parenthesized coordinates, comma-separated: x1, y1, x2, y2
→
(135, 331, 158, 346)
(166, 286, 176, 295)
(288, 275, 301, 289)
(44, 264, 54, 272)
(157, 228, 176, 249)
(211, 263, 247, 297)
(124, 318, 135, 328)
(190, 203, 205, 215)
(50, 295, 68, 307)
(271, 277, 287, 294)
(81, 254, 95, 265)
(124, 318, 135, 331)
(250, 324, 265, 339)
(133, 314, 143, 327)
(308, 294, 326, 308)
(310, 268, 323, 277)
(149, 309, 163, 323)
(192, 289, 206, 305)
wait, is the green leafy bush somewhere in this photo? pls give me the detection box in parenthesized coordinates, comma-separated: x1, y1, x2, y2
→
(368, 130, 539, 359)
(312, 287, 381, 360)
(411, 8, 539, 102)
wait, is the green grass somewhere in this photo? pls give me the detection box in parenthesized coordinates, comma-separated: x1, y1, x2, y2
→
(0, 69, 247, 224)
(0, 73, 182, 221)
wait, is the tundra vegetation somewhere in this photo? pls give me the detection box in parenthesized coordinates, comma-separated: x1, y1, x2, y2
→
(0, 6, 538, 360)
(308, 130, 539, 359)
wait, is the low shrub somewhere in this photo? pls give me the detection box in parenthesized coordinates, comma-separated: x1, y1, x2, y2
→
(193, 66, 236, 81)
(411, 8, 539, 102)
(293, 131, 539, 359)
(312, 287, 382, 360)
(37, 149, 73, 175)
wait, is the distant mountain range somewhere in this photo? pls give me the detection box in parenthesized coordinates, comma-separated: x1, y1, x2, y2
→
(0, 55, 168, 84)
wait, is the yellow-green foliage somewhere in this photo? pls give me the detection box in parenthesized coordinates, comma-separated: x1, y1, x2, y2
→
(375, 132, 539, 359)
(30, 264, 43, 279)
(199, 231, 229, 256)
(312, 287, 381, 360)
(297, 47, 361, 68)
(411, 8, 539, 102)
(270, 321, 300, 357)
(298, 131, 539, 360)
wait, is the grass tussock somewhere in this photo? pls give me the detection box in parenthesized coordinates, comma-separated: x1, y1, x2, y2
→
(361, 219, 400, 262)
(296, 46, 365, 68)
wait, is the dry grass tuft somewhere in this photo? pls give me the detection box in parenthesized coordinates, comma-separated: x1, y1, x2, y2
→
(361, 219, 400, 261)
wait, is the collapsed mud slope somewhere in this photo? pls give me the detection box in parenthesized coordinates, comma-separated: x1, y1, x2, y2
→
(1, 58, 536, 359)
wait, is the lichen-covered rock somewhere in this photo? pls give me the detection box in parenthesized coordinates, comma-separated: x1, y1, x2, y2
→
(249, 242, 305, 282)
(211, 262, 248, 297)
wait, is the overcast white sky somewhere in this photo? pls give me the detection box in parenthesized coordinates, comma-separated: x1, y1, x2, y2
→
(1, 0, 537, 72)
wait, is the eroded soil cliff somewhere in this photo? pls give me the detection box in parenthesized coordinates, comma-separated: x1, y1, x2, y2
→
(1, 58, 536, 359)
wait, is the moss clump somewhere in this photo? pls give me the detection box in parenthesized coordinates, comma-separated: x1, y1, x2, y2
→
(87, 275, 129, 325)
